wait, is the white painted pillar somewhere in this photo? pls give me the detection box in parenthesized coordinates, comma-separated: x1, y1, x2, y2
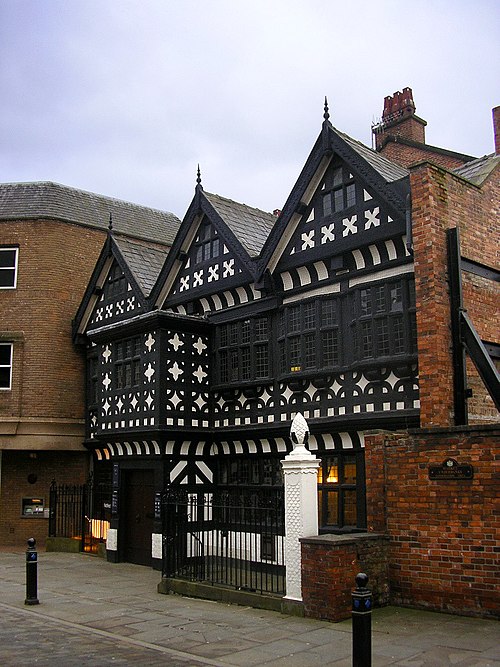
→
(281, 413, 320, 602)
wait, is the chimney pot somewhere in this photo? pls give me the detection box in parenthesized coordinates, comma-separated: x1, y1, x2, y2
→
(374, 87, 425, 152)
(493, 106, 500, 155)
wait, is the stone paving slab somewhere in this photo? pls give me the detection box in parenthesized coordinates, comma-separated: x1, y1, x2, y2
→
(0, 549, 498, 666)
(0, 605, 216, 667)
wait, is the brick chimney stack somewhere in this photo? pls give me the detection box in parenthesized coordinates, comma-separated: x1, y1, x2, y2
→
(373, 87, 427, 151)
(493, 106, 500, 155)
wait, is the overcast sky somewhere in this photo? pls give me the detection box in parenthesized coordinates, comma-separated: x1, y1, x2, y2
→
(1, 1, 498, 219)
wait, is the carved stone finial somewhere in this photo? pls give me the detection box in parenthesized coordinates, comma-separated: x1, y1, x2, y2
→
(108, 213, 113, 232)
(196, 164, 202, 188)
(323, 96, 330, 121)
(290, 412, 309, 449)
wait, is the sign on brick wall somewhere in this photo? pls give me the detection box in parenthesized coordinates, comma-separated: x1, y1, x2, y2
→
(428, 457, 474, 480)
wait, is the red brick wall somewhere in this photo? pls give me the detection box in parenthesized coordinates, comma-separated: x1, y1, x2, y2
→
(365, 427, 500, 619)
(0, 218, 105, 546)
(379, 141, 470, 170)
(301, 534, 390, 622)
(410, 162, 499, 426)
(0, 450, 88, 547)
(0, 219, 106, 420)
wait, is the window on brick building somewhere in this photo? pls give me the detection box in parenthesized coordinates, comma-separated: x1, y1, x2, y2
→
(0, 247, 19, 288)
(0, 343, 13, 389)
(317, 451, 366, 532)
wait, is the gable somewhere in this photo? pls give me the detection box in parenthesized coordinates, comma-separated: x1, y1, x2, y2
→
(87, 259, 145, 329)
(175, 215, 242, 289)
(277, 156, 405, 274)
(163, 212, 255, 310)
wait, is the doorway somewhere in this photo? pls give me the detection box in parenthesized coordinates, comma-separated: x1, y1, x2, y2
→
(123, 469, 155, 566)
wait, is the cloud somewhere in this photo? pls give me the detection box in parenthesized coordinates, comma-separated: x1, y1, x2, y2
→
(1, 0, 498, 217)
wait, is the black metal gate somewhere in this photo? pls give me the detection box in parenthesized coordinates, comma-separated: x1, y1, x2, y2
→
(48, 475, 111, 553)
(162, 488, 285, 595)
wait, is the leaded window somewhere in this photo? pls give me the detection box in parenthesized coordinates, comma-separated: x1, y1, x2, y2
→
(194, 220, 220, 264)
(278, 297, 341, 375)
(0, 247, 18, 289)
(88, 353, 99, 405)
(0, 343, 13, 389)
(321, 166, 357, 219)
(217, 316, 270, 383)
(317, 452, 366, 532)
(114, 337, 141, 389)
(107, 262, 127, 296)
(349, 279, 416, 361)
(218, 457, 283, 488)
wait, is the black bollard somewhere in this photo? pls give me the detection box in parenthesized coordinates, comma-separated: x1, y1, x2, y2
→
(25, 537, 39, 605)
(352, 572, 371, 667)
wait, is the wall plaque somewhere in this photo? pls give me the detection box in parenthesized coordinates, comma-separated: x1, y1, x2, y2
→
(428, 458, 473, 480)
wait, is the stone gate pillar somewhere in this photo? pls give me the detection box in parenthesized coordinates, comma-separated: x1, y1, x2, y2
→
(281, 412, 320, 602)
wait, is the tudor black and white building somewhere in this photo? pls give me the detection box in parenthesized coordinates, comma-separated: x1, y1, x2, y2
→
(73, 103, 423, 571)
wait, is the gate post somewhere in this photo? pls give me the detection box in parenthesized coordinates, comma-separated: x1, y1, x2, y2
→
(281, 413, 320, 602)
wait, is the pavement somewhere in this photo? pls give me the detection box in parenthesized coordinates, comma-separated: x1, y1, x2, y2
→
(0, 548, 498, 666)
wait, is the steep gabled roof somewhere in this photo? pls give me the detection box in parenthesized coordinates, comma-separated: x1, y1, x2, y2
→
(73, 233, 158, 338)
(151, 186, 269, 307)
(453, 153, 499, 186)
(258, 119, 411, 276)
(336, 128, 409, 182)
(113, 236, 169, 297)
(0, 181, 181, 245)
(203, 192, 276, 257)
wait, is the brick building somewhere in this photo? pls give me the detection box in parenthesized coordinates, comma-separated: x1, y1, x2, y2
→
(0, 182, 180, 546)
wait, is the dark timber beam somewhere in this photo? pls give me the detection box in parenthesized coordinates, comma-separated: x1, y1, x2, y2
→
(447, 228, 468, 425)
(447, 227, 500, 421)
(460, 311, 500, 412)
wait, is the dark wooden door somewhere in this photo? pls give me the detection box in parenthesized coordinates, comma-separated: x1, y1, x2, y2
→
(123, 469, 154, 566)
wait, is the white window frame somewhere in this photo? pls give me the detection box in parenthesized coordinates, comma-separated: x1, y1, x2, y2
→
(0, 343, 13, 390)
(0, 247, 19, 289)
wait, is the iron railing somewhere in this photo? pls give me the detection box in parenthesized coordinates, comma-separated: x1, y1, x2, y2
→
(162, 488, 285, 595)
(48, 476, 111, 553)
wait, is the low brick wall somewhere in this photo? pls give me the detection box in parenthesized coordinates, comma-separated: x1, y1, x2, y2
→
(365, 425, 499, 619)
(301, 533, 390, 622)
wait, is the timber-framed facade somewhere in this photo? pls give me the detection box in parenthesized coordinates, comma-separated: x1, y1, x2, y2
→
(70, 92, 499, 616)
(74, 108, 409, 562)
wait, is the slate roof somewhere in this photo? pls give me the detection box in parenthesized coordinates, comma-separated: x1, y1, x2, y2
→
(334, 127, 409, 182)
(114, 236, 169, 297)
(0, 181, 181, 245)
(453, 153, 499, 186)
(204, 191, 277, 257)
